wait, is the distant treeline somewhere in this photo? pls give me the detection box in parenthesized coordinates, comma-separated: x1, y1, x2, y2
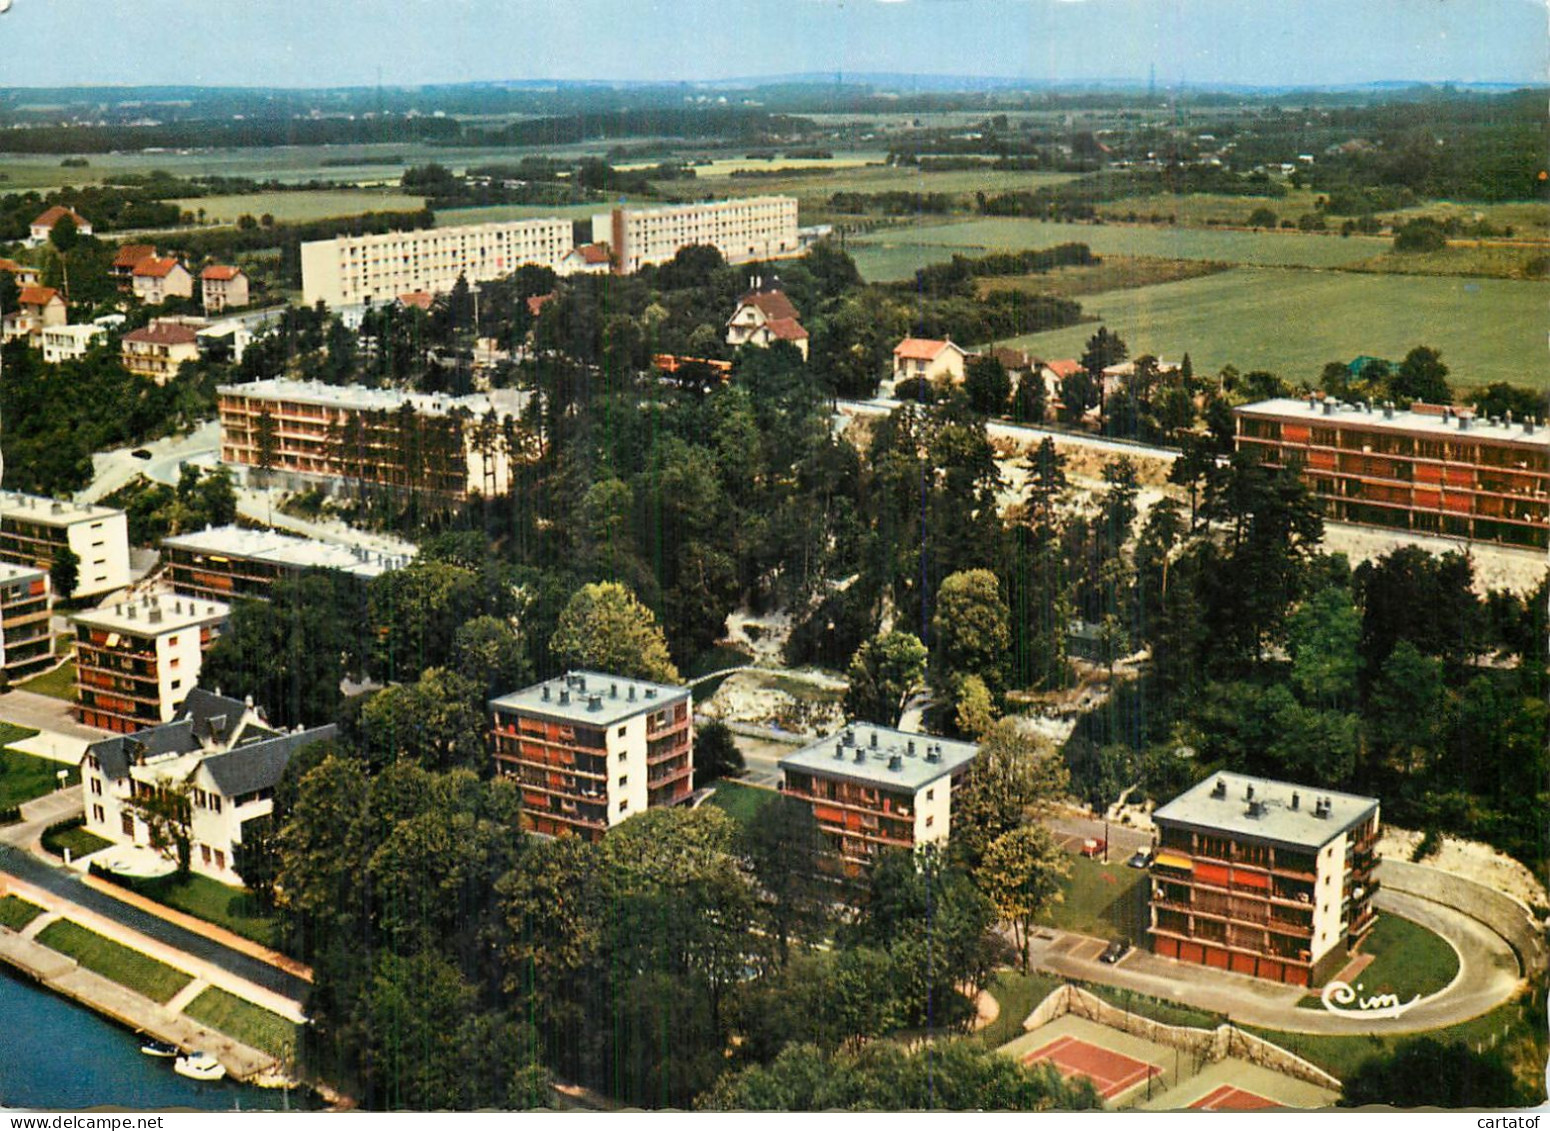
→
(904, 243, 1098, 297)
(829, 191, 956, 215)
(0, 115, 462, 155)
(320, 155, 407, 167)
(461, 108, 817, 148)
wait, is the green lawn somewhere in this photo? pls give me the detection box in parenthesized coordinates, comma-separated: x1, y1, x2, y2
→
(979, 969, 1065, 1047)
(0, 895, 43, 932)
(704, 780, 779, 828)
(173, 189, 426, 225)
(0, 736, 77, 812)
(990, 266, 1546, 390)
(1035, 854, 1151, 942)
(1298, 914, 1460, 1008)
(183, 986, 298, 1062)
(125, 873, 278, 949)
(35, 920, 192, 1004)
(19, 659, 76, 702)
(41, 819, 112, 861)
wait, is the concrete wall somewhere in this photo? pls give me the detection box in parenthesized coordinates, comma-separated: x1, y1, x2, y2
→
(1377, 859, 1547, 975)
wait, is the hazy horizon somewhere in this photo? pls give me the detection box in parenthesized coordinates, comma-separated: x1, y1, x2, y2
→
(0, 0, 1543, 91)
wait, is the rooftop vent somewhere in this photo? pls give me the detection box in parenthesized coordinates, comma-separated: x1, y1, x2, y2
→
(610, 682, 618, 699)
(587, 694, 602, 712)
(1458, 415, 1470, 431)
(869, 731, 878, 749)
(834, 743, 844, 759)
(1246, 800, 1265, 818)
(1307, 395, 1318, 411)
(1245, 784, 1255, 801)
(559, 688, 570, 706)
(1527, 418, 1537, 435)
(1210, 779, 1227, 799)
(888, 754, 902, 771)
(542, 685, 551, 702)
(628, 686, 636, 701)
(1322, 401, 1334, 416)
(907, 740, 916, 756)
(845, 727, 856, 745)
(1291, 791, 1300, 810)
(645, 688, 657, 699)
(926, 746, 941, 763)
(1383, 402, 1394, 420)
(1442, 406, 1453, 421)
(1314, 797, 1331, 819)
(854, 748, 866, 764)
(148, 607, 162, 625)
(50, 502, 63, 514)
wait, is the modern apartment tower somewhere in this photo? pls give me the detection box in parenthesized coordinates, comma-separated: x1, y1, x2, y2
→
(0, 563, 53, 683)
(73, 594, 230, 733)
(0, 492, 131, 600)
(594, 196, 800, 274)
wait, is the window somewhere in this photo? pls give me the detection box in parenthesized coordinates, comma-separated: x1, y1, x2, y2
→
(925, 816, 934, 828)
(172, 679, 182, 691)
(926, 788, 934, 802)
(617, 750, 626, 762)
(211, 796, 222, 814)
(618, 776, 628, 788)
(92, 804, 104, 824)
(618, 726, 627, 737)
(121, 813, 134, 836)
(618, 798, 629, 813)
(214, 849, 225, 870)
(90, 778, 101, 796)
(201, 845, 212, 864)
(167, 636, 179, 647)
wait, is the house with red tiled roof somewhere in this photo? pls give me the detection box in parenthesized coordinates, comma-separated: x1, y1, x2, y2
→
(1039, 358, 1083, 411)
(891, 337, 968, 385)
(397, 291, 434, 312)
(111, 244, 158, 289)
(2, 285, 67, 342)
(200, 265, 249, 313)
(27, 206, 92, 247)
(131, 257, 194, 305)
(727, 283, 809, 361)
(121, 320, 201, 383)
(0, 257, 42, 288)
(526, 292, 555, 319)
(557, 242, 611, 276)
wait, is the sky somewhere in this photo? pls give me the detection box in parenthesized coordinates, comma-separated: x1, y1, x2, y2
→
(0, 0, 1544, 89)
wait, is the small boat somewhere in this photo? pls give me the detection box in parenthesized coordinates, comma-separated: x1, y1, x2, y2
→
(174, 1052, 227, 1082)
(140, 1039, 179, 1058)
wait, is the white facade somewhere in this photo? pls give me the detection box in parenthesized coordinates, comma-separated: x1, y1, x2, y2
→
(73, 596, 230, 733)
(0, 492, 131, 599)
(300, 218, 574, 308)
(595, 196, 801, 274)
(40, 323, 106, 364)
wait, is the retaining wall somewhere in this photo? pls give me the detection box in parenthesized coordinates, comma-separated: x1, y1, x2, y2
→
(1377, 859, 1547, 975)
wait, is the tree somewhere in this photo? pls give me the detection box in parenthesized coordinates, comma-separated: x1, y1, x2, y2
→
(450, 615, 531, 699)
(1340, 1037, 1528, 1109)
(1366, 641, 1445, 775)
(1080, 325, 1127, 420)
(358, 667, 488, 772)
(1286, 583, 1361, 711)
(693, 719, 744, 788)
(48, 214, 78, 303)
(976, 824, 1068, 972)
(741, 795, 828, 966)
(963, 354, 1011, 417)
(951, 718, 1069, 870)
(366, 559, 492, 683)
(1390, 346, 1451, 405)
(843, 631, 927, 726)
(49, 545, 79, 602)
(126, 776, 194, 877)
(1011, 370, 1046, 424)
(550, 581, 680, 683)
(931, 569, 1011, 702)
(954, 674, 998, 739)
(1247, 206, 1278, 230)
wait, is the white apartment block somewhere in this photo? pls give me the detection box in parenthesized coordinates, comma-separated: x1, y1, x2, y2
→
(300, 219, 574, 308)
(73, 594, 229, 734)
(593, 196, 801, 274)
(0, 492, 131, 600)
(41, 323, 106, 364)
(0, 562, 53, 683)
(81, 689, 337, 885)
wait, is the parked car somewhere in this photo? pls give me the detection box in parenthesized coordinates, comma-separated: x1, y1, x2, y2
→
(1127, 848, 1154, 869)
(131, 449, 152, 460)
(1100, 937, 1132, 964)
(1080, 838, 1106, 858)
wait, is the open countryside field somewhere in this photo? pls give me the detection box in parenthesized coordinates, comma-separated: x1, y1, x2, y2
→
(991, 266, 1545, 390)
(433, 201, 606, 227)
(848, 217, 1389, 280)
(172, 189, 426, 224)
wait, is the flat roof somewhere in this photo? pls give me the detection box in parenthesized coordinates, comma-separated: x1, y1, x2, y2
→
(162, 525, 412, 579)
(780, 723, 978, 793)
(612, 195, 796, 217)
(0, 562, 45, 583)
(490, 670, 690, 728)
(0, 491, 124, 528)
(216, 378, 528, 419)
(1237, 397, 1548, 449)
(74, 593, 229, 636)
(1152, 772, 1378, 851)
(304, 217, 571, 250)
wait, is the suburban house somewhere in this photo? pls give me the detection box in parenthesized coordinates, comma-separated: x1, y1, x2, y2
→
(110, 245, 158, 289)
(779, 723, 980, 876)
(397, 291, 434, 311)
(73, 594, 230, 733)
(987, 346, 1036, 383)
(1149, 772, 1380, 987)
(2, 285, 68, 342)
(0, 491, 131, 599)
(557, 243, 611, 276)
(27, 205, 92, 247)
(0, 562, 53, 684)
(892, 337, 969, 385)
(121, 320, 201, 383)
(200, 265, 250, 313)
(79, 688, 336, 885)
(1040, 358, 1083, 412)
(41, 323, 107, 364)
(131, 257, 195, 305)
(726, 282, 810, 361)
(162, 524, 411, 603)
(0, 257, 42, 287)
(490, 671, 694, 840)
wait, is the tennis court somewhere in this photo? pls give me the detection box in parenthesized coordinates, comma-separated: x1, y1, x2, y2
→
(1190, 1083, 1280, 1110)
(1021, 1034, 1162, 1100)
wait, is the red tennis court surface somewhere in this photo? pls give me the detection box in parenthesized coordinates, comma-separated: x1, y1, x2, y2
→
(1190, 1084, 1279, 1111)
(1021, 1035, 1162, 1100)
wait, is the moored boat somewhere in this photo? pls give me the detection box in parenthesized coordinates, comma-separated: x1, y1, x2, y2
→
(173, 1052, 227, 1082)
(140, 1039, 179, 1058)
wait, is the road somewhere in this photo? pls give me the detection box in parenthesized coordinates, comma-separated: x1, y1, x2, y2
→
(0, 688, 109, 742)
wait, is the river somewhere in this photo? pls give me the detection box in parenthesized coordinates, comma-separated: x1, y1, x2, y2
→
(0, 967, 297, 1111)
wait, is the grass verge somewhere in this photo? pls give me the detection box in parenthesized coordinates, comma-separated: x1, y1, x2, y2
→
(111, 872, 278, 949)
(19, 659, 77, 702)
(0, 895, 43, 932)
(0, 740, 77, 812)
(35, 919, 192, 1004)
(42, 818, 113, 861)
(1035, 854, 1151, 941)
(704, 780, 779, 828)
(979, 969, 1065, 1047)
(183, 986, 298, 1061)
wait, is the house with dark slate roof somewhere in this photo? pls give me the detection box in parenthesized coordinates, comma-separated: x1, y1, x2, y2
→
(80, 688, 336, 885)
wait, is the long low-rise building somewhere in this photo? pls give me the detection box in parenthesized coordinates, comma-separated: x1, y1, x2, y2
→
(0, 492, 131, 599)
(300, 218, 574, 308)
(1235, 397, 1549, 549)
(594, 196, 800, 274)
(163, 525, 412, 603)
(217, 378, 533, 500)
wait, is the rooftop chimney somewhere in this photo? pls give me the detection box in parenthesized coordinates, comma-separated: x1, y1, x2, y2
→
(1322, 401, 1334, 416)
(926, 746, 940, 763)
(845, 727, 856, 745)
(869, 731, 878, 748)
(888, 754, 902, 771)
(645, 688, 656, 699)
(1458, 415, 1470, 431)
(1246, 783, 1255, 801)
(1210, 779, 1227, 799)
(542, 685, 551, 702)
(1246, 800, 1265, 818)
(907, 740, 916, 756)
(610, 682, 618, 698)
(587, 694, 602, 712)
(1383, 402, 1393, 420)
(628, 685, 636, 701)
(854, 748, 866, 764)
(1291, 791, 1300, 810)
(834, 742, 845, 758)
(559, 688, 570, 706)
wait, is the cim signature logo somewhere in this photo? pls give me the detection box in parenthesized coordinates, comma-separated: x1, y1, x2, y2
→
(1320, 979, 1420, 1020)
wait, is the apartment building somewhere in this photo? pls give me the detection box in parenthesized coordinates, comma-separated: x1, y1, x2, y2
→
(121, 321, 201, 383)
(162, 524, 411, 603)
(80, 688, 336, 885)
(490, 671, 693, 840)
(300, 218, 574, 308)
(1149, 772, 1380, 987)
(200, 265, 250, 313)
(131, 257, 195, 305)
(41, 323, 106, 364)
(1235, 397, 1549, 549)
(73, 594, 229, 734)
(217, 378, 531, 500)
(0, 563, 53, 683)
(779, 724, 980, 875)
(593, 196, 800, 274)
(0, 492, 131, 599)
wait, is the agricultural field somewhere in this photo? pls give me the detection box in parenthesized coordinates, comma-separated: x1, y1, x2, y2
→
(1093, 187, 1327, 228)
(848, 217, 1389, 280)
(1347, 242, 1550, 281)
(433, 201, 606, 227)
(172, 189, 426, 224)
(989, 266, 1546, 390)
(978, 255, 1232, 300)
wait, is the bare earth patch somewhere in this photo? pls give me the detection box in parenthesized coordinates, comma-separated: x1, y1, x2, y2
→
(1380, 826, 1549, 909)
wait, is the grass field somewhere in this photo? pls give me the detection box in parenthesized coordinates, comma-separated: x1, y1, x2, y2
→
(849, 218, 1388, 280)
(1094, 189, 1329, 229)
(20, 659, 75, 701)
(183, 986, 298, 1061)
(979, 255, 1232, 300)
(0, 895, 43, 932)
(1349, 243, 1550, 281)
(1035, 855, 1151, 942)
(173, 190, 426, 224)
(41, 819, 112, 861)
(991, 266, 1546, 390)
(0, 722, 75, 811)
(704, 780, 779, 828)
(433, 202, 605, 227)
(125, 873, 278, 949)
(35, 920, 192, 1004)
(979, 969, 1065, 1047)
